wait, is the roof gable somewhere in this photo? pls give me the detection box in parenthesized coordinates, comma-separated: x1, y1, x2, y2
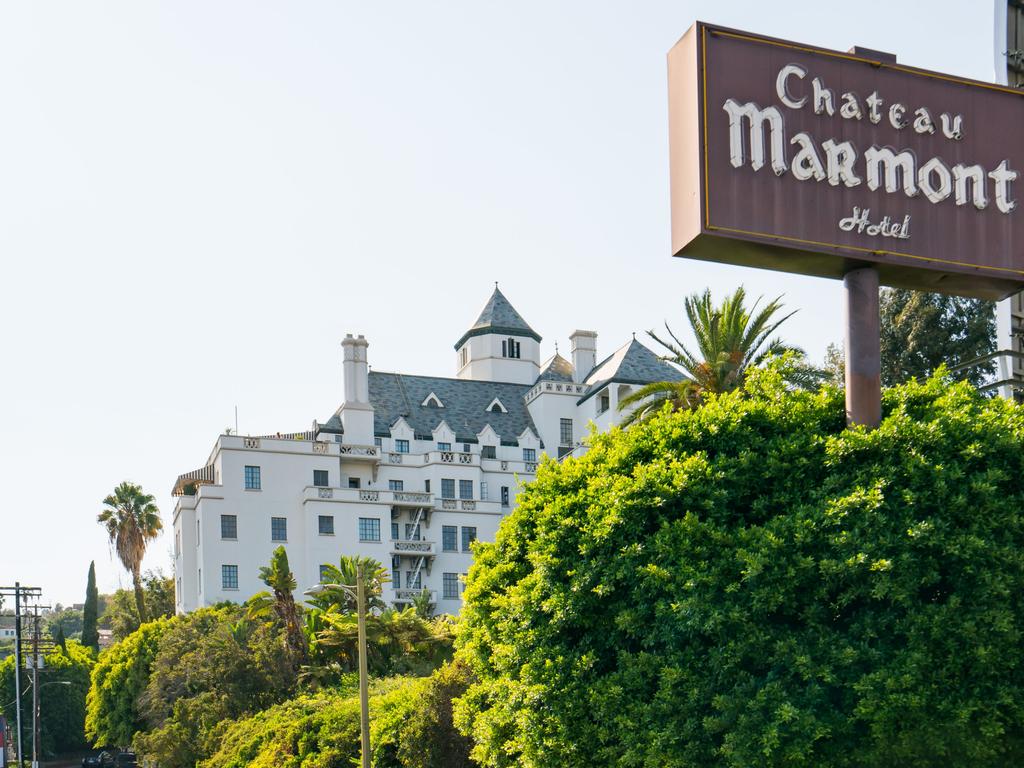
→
(579, 339, 686, 404)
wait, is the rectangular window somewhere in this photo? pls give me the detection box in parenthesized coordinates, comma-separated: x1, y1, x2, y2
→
(318, 515, 334, 535)
(348, 477, 361, 489)
(391, 522, 399, 541)
(388, 479, 404, 491)
(220, 514, 237, 540)
(441, 478, 455, 499)
(503, 338, 520, 359)
(319, 564, 331, 583)
(406, 571, 422, 590)
(392, 555, 402, 569)
(405, 523, 421, 541)
(560, 419, 573, 446)
(313, 470, 329, 487)
(501, 486, 510, 507)
(442, 525, 458, 552)
(523, 448, 536, 462)
(481, 445, 496, 459)
(358, 517, 381, 542)
(480, 481, 488, 501)
(443, 573, 459, 600)
(424, 479, 431, 493)
(599, 391, 610, 414)
(461, 526, 477, 552)
(244, 465, 261, 490)
(198, 568, 202, 592)
(459, 480, 473, 500)
(462, 443, 471, 453)
(221, 565, 238, 590)
(374, 436, 383, 448)
(437, 442, 451, 451)
(196, 519, 201, 546)
(271, 517, 287, 541)
(395, 439, 410, 453)
(392, 568, 401, 589)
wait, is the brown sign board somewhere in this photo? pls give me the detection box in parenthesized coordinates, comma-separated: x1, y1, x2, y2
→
(668, 22, 1024, 299)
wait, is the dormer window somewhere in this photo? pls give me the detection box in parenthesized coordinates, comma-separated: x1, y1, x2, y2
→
(486, 397, 508, 414)
(421, 392, 445, 408)
(599, 390, 610, 414)
(502, 338, 521, 359)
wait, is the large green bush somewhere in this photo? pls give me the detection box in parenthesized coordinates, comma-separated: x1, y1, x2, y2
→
(200, 662, 474, 768)
(455, 371, 1024, 767)
(85, 615, 173, 747)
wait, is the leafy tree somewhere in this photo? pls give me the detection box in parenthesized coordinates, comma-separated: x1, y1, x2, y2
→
(247, 546, 306, 667)
(457, 367, 1024, 767)
(102, 571, 176, 641)
(0, 640, 94, 756)
(879, 288, 995, 387)
(48, 606, 84, 642)
(619, 287, 809, 424)
(81, 561, 99, 651)
(98, 482, 163, 623)
(86, 616, 174, 747)
(132, 606, 294, 768)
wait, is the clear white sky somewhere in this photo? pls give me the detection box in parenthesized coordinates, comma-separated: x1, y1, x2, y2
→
(0, 1, 1001, 607)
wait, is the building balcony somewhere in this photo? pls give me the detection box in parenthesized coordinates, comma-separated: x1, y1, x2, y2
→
(389, 539, 436, 557)
(302, 487, 434, 509)
(338, 444, 381, 462)
(424, 451, 479, 467)
(481, 458, 538, 475)
(392, 589, 437, 604)
(436, 498, 502, 514)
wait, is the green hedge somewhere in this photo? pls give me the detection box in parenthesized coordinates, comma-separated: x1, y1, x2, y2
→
(455, 370, 1024, 767)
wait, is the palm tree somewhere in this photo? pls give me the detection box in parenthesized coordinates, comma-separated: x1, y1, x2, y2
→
(309, 555, 389, 614)
(248, 545, 307, 665)
(98, 481, 162, 623)
(619, 287, 805, 425)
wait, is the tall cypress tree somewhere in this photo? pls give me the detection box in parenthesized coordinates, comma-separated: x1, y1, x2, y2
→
(81, 561, 99, 652)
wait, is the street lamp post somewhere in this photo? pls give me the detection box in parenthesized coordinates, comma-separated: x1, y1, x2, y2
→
(305, 563, 371, 768)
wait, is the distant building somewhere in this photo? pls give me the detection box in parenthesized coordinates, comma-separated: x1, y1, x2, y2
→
(172, 287, 683, 614)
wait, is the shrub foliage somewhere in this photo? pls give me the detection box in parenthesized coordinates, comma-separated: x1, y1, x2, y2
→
(455, 371, 1024, 767)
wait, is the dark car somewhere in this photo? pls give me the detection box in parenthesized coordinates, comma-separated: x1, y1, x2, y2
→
(81, 756, 102, 768)
(114, 752, 137, 768)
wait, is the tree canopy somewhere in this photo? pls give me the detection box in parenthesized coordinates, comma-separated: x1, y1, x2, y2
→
(457, 369, 1024, 767)
(879, 288, 995, 387)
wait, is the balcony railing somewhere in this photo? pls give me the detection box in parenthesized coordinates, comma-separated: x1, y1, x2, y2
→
(389, 539, 436, 555)
(393, 589, 437, 603)
(392, 491, 432, 506)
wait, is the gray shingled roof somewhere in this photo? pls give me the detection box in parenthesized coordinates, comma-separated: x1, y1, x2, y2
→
(321, 371, 541, 446)
(454, 287, 541, 349)
(536, 353, 575, 383)
(578, 339, 686, 404)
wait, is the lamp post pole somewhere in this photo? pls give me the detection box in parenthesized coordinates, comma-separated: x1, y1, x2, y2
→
(356, 564, 370, 768)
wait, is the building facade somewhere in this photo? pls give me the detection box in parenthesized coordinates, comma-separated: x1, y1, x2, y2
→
(172, 288, 683, 614)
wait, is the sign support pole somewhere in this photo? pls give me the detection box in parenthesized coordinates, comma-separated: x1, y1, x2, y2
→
(844, 266, 882, 428)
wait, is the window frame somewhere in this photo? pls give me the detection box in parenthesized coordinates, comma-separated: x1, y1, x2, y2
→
(244, 465, 261, 490)
(358, 517, 381, 542)
(318, 515, 335, 536)
(442, 572, 459, 600)
(461, 526, 477, 552)
(220, 514, 237, 540)
(395, 439, 410, 454)
(271, 516, 288, 542)
(313, 469, 329, 488)
(442, 525, 458, 552)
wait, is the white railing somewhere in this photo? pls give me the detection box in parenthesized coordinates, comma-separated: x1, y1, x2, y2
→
(390, 540, 435, 554)
(359, 490, 380, 502)
(441, 499, 457, 510)
(318, 488, 333, 499)
(393, 589, 437, 602)
(393, 491, 432, 505)
(339, 445, 379, 458)
(313, 442, 329, 454)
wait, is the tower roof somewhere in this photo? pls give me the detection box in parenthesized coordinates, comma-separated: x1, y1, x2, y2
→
(577, 339, 686, 404)
(454, 287, 542, 350)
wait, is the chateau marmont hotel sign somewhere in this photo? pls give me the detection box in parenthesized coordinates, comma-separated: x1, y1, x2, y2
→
(668, 22, 1024, 300)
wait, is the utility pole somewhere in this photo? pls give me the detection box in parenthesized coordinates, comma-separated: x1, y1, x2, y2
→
(1, 584, 41, 768)
(31, 607, 41, 768)
(13, 585, 22, 768)
(356, 563, 370, 768)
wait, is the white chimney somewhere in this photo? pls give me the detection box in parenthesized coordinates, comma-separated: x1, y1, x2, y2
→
(570, 330, 597, 383)
(340, 334, 373, 444)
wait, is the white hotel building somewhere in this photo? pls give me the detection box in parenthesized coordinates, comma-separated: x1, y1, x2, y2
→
(172, 288, 683, 615)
